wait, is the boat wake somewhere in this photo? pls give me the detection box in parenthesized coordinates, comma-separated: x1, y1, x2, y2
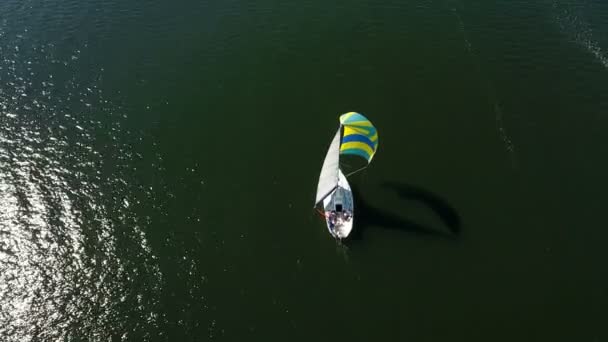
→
(450, 2, 517, 168)
(552, 0, 608, 69)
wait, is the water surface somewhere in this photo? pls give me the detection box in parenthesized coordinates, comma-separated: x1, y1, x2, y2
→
(1, 0, 607, 340)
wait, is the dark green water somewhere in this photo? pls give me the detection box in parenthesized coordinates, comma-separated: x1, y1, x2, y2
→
(1, 0, 607, 340)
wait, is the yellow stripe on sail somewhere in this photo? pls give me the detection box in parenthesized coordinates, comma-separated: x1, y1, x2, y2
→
(345, 120, 373, 127)
(343, 126, 372, 137)
(370, 132, 378, 143)
(340, 141, 375, 157)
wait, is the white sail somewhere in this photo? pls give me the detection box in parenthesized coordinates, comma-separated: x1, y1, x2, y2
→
(314, 126, 341, 206)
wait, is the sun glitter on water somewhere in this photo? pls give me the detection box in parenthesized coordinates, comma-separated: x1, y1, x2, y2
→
(0, 30, 165, 341)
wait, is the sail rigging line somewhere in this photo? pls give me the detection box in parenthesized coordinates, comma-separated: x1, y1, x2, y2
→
(345, 165, 368, 178)
(315, 208, 326, 218)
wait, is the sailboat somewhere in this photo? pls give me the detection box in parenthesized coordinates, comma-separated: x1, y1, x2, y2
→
(314, 112, 379, 240)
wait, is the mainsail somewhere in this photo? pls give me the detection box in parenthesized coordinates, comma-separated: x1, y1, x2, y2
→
(314, 127, 342, 206)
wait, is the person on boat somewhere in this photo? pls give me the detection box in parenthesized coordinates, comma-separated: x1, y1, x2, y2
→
(330, 211, 337, 227)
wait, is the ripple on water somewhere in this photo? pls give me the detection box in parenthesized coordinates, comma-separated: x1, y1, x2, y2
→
(552, 0, 608, 69)
(0, 30, 164, 341)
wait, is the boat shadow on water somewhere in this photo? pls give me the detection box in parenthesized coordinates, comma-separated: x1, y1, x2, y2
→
(347, 181, 461, 241)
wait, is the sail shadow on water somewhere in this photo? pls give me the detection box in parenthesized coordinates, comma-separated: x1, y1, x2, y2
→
(382, 181, 461, 235)
(346, 182, 461, 242)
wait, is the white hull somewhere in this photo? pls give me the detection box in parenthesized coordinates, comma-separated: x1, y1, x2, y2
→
(322, 169, 354, 239)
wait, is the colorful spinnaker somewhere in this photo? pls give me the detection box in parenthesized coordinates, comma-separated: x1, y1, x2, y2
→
(339, 112, 379, 163)
(314, 112, 378, 206)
